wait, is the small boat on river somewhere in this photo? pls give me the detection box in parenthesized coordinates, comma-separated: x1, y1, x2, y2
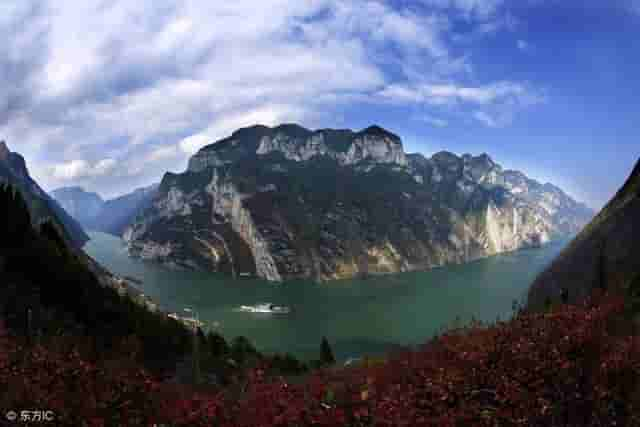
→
(238, 303, 291, 314)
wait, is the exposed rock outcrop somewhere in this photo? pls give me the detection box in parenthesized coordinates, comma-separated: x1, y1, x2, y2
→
(125, 124, 593, 282)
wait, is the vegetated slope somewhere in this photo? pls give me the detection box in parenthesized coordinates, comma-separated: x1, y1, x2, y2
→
(0, 183, 192, 373)
(527, 157, 640, 311)
(1, 290, 636, 426)
(0, 182, 314, 422)
(124, 124, 593, 282)
(0, 141, 88, 248)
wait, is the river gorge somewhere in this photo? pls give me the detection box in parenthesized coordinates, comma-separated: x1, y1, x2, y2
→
(85, 231, 569, 362)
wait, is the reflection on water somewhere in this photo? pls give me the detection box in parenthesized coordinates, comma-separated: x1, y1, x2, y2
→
(84, 232, 568, 361)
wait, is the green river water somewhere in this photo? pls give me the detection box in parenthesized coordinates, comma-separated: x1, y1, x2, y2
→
(84, 231, 567, 362)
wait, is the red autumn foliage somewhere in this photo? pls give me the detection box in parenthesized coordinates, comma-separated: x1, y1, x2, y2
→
(2, 292, 639, 426)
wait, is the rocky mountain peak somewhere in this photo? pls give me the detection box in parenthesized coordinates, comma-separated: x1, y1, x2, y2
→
(0, 141, 28, 177)
(0, 141, 9, 162)
(273, 123, 313, 138)
(460, 153, 496, 169)
(188, 124, 408, 172)
(477, 153, 495, 166)
(357, 125, 401, 141)
(5, 152, 29, 180)
(407, 152, 430, 167)
(232, 124, 271, 136)
(224, 124, 272, 145)
(0, 146, 89, 248)
(432, 151, 461, 165)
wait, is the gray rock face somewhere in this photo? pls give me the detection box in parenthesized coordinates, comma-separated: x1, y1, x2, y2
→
(125, 124, 594, 282)
(188, 124, 407, 173)
(527, 158, 640, 311)
(0, 142, 89, 248)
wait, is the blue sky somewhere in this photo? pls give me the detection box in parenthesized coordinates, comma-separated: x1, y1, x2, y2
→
(0, 1, 638, 208)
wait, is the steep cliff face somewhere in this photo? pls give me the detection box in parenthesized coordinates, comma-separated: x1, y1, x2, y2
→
(527, 158, 640, 311)
(125, 124, 593, 282)
(124, 170, 256, 275)
(0, 141, 89, 248)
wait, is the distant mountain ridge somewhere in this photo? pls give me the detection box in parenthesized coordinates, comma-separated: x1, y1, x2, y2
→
(0, 141, 88, 248)
(123, 123, 594, 282)
(51, 187, 104, 226)
(52, 184, 159, 237)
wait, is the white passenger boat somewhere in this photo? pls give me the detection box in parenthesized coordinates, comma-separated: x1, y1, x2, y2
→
(238, 303, 291, 314)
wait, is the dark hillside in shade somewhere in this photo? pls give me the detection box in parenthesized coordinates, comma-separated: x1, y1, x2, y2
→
(0, 183, 192, 372)
(527, 158, 640, 311)
(0, 141, 89, 248)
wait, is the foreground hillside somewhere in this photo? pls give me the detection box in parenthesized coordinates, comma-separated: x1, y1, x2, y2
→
(528, 158, 640, 311)
(124, 124, 592, 282)
(2, 292, 637, 426)
(0, 183, 193, 374)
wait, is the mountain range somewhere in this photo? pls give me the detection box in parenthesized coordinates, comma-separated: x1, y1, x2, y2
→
(52, 184, 159, 237)
(121, 124, 594, 282)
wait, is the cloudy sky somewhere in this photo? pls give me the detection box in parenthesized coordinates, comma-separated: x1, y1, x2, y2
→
(1, 1, 638, 208)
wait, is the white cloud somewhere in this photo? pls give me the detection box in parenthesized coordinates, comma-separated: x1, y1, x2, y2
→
(420, 115, 449, 127)
(379, 81, 542, 106)
(51, 160, 90, 180)
(179, 135, 212, 156)
(51, 158, 117, 180)
(0, 0, 543, 195)
(146, 145, 180, 162)
(178, 104, 301, 155)
(473, 111, 498, 127)
(421, 0, 504, 19)
(94, 158, 117, 175)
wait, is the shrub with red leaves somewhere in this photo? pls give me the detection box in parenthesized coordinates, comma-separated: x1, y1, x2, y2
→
(2, 292, 639, 426)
